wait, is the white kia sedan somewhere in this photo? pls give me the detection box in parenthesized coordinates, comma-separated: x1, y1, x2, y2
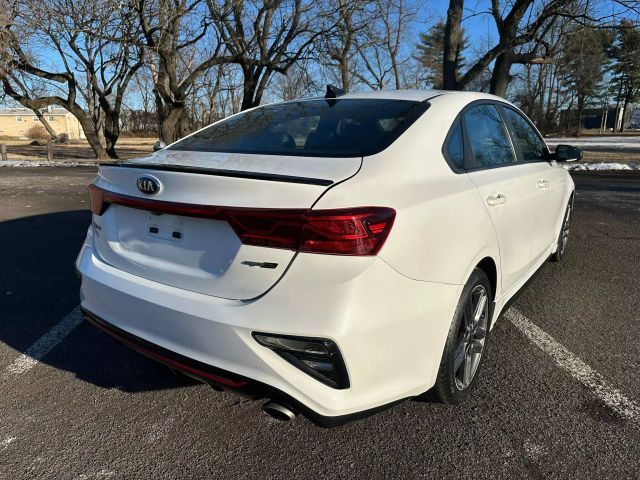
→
(76, 89, 581, 426)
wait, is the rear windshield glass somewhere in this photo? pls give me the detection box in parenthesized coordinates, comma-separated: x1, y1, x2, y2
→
(169, 99, 429, 157)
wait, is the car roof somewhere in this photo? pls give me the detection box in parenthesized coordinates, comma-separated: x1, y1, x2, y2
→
(288, 89, 511, 105)
(335, 89, 444, 102)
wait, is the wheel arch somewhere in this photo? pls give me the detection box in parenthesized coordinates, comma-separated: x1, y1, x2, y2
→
(460, 246, 501, 299)
(476, 256, 498, 301)
(552, 187, 576, 253)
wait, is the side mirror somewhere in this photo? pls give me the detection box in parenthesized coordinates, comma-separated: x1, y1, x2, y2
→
(153, 140, 167, 152)
(555, 144, 582, 162)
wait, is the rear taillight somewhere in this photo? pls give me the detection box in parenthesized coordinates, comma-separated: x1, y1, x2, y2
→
(223, 209, 306, 250)
(88, 184, 106, 215)
(88, 185, 395, 256)
(300, 208, 395, 255)
(224, 207, 395, 255)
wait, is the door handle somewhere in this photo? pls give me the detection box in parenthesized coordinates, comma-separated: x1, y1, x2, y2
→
(537, 179, 549, 189)
(486, 193, 507, 206)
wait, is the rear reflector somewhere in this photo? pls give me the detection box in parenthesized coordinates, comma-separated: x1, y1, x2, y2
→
(253, 332, 350, 389)
(88, 184, 395, 255)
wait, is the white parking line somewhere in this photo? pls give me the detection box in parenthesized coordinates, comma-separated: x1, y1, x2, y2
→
(5, 307, 83, 375)
(506, 308, 640, 423)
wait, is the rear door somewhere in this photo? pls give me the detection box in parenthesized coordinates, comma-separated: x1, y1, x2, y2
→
(462, 103, 540, 294)
(92, 153, 361, 301)
(500, 106, 567, 262)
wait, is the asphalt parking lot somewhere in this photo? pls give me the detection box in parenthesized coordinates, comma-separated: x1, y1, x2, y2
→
(1, 167, 639, 479)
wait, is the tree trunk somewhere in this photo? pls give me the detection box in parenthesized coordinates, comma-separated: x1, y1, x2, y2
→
(442, 0, 464, 90)
(78, 116, 109, 160)
(154, 87, 189, 144)
(577, 95, 584, 135)
(489, 52, 514, 97)
(104, 112, 120, 159)
(158, 105, 188, 144)
(613, 82, 623, 132)
(340, 56, 350, 92)
(32, 109, 59, 140)
(241, 85, 257, 111)
(390, 46, 401, 90)
(241, 68, 262, 111)
(544, 65, 557, 132)
(621, 96, 631, 133)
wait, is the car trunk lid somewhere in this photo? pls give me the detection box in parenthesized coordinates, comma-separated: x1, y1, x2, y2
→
(91, 151, 361, 300)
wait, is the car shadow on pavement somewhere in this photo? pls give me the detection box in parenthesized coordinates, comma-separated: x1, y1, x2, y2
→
(0, 210, 196, 392)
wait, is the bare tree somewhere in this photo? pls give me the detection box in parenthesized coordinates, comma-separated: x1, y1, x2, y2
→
(320, 0, 372, 92)
(512, 19, 579, 133)
(127, 65, 158, 134)
(208, 0, 329, 110)
(31, 108, 60, 140)
(132, 0, 236, 142)
(378, 0, 416, 89)
(0, 0, 144, 158)
(269, 61, 317, 101)
(351, 0, 417, 90)
(442, 0, 611, 96)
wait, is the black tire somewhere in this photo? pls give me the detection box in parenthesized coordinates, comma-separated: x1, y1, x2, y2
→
(431, 268, 492, 405)
(550, 198, 573, 263)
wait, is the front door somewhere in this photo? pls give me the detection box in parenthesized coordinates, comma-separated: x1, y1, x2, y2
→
(500, 106, 568, 262)
(462, 103, 539, 295)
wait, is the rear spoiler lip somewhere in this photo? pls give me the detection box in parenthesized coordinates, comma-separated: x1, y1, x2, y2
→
(100, 162, 334, 187)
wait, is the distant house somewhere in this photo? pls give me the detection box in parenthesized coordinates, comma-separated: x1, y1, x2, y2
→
(0, 106, 85, 139)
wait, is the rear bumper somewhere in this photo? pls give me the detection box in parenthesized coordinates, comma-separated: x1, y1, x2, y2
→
(81, 307, 402, 427)
(76, 228, 461, 424)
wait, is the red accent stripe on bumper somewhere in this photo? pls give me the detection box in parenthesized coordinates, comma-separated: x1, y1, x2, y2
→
(87, 314, 248, 388)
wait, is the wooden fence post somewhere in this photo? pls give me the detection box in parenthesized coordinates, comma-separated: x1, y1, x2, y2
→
(47, 141, 54, 162)
(0, 144, 7, 162)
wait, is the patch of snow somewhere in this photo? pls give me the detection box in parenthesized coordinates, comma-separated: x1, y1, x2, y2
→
(564, 162, 640, 171)
(0, 160, 98, 167)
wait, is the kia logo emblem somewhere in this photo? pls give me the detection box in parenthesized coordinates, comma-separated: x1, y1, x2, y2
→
(136, 175, 161, 195)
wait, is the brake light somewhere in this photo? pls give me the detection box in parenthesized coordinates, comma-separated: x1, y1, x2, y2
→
(300, 208, 395, 255)
(88, 184, 106, 215)
(88, 185, 395, 255)
(223, 207, 394, 255)
(222, 209, 304, 250)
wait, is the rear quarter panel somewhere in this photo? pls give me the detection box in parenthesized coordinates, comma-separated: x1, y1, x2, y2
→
(314, 94, 500, 289)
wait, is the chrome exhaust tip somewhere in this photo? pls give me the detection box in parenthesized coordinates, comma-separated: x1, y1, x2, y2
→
(262, 401, 296, 422)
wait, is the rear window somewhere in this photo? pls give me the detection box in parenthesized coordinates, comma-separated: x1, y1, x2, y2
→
(169, 99, 429, 157)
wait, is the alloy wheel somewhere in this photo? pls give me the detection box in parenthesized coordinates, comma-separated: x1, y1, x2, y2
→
(560, 204, 572, 255)
(454, 285, 489, 390)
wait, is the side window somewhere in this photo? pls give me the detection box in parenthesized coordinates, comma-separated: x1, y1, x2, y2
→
(502, 108, 547, 161)
(463, 104, 516, 168)
(445, 120, 465, 170)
